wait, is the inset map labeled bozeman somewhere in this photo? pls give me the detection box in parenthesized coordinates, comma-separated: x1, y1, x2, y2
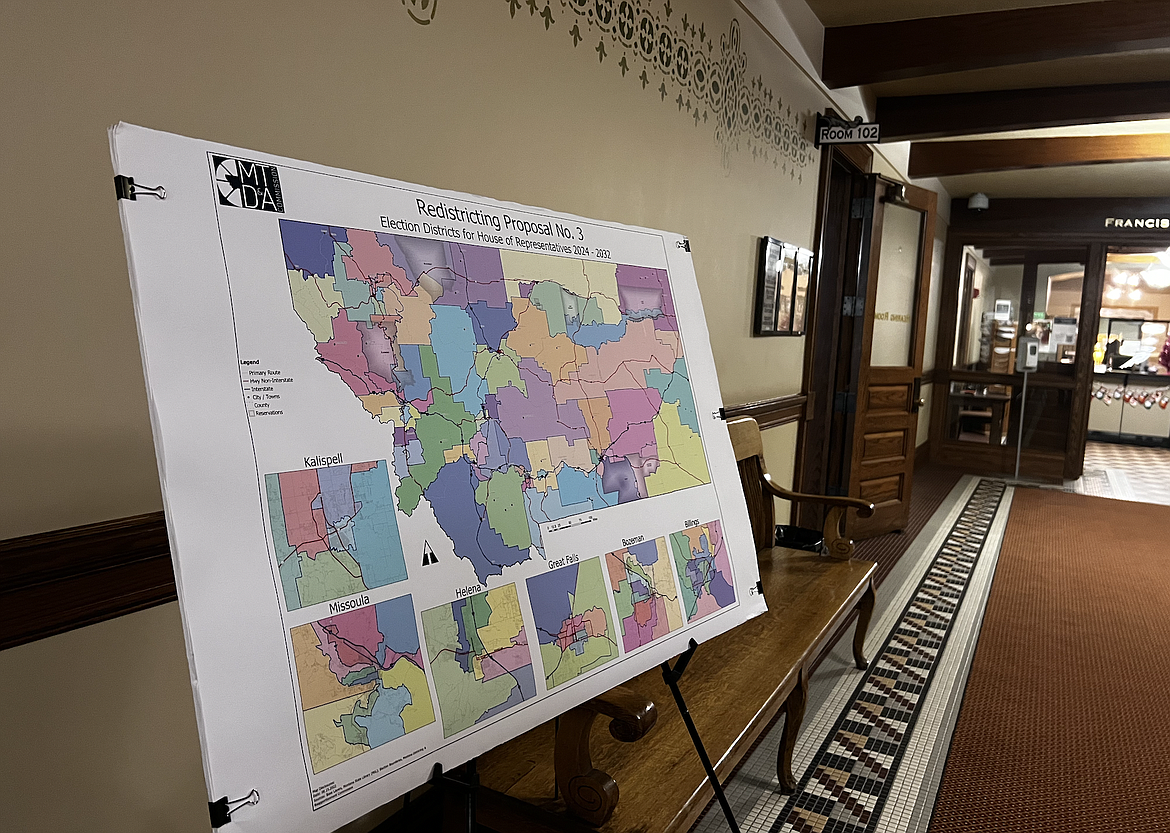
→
(421, 584, 535, 738)
(528, 558, 618, 688)
(606, 538, 683, 652)
(291, 594, 434, 774)
(265, 460, 408, 611)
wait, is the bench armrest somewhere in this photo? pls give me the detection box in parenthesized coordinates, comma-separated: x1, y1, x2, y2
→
(761, 473, 875, 517)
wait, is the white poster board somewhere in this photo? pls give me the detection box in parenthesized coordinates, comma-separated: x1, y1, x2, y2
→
(110, 123, 765, 833)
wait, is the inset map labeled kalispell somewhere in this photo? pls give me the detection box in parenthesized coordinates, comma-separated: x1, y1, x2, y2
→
(266, 460, 407, 611)
(605, 538, 683, 652)
(669, 520, 736, 623)
(528, 558, 619, 689)
(292, 594, 434, 774)
(421, 584, 535, 738)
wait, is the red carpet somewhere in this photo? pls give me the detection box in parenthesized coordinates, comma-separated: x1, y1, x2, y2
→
(929, 487, 1170, 833)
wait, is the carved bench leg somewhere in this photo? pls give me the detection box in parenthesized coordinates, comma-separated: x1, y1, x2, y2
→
(554, 688, 657, 826)
(555, 708, 618, 826)
(853, 581, 876, 671)
(777, 664, 809, 793)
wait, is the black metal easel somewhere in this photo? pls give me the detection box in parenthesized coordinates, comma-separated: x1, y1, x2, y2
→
(661, 638, 741, 833)
(430, 759, 480, 833)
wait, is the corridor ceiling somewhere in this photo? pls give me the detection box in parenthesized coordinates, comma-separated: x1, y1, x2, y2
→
(801, 0, 1170, 198)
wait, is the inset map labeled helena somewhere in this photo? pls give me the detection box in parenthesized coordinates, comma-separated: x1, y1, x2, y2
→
(421, 585, 535, 738)
(280, 221, 711, 583)
(265, 461, 407, 611)
(528, 558, 618, 688)
(291, 594, 434, 774)
(669, 520, 736, 623)
(606, 538, 683, 652)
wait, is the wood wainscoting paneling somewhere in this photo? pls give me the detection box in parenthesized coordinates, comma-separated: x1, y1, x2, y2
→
(0, 512, 174, 651)
(722, 393, 807, 430)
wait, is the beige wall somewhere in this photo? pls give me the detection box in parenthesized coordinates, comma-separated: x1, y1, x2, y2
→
(0, 2, 934, 831)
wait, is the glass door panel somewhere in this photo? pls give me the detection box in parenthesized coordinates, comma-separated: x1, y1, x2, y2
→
(869, 202, 924, 368)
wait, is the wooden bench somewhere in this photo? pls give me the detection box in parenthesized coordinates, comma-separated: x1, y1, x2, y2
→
(476, 417, 876, 832)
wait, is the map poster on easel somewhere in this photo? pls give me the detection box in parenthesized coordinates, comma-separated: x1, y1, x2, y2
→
(111, 123, 765, 833)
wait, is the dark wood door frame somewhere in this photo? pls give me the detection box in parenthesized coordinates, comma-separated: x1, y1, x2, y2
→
(794, 141, 873, 529)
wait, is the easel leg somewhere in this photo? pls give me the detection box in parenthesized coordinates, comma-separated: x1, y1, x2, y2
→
(432, 760, 479, 833)
(662, 639, 740, 833)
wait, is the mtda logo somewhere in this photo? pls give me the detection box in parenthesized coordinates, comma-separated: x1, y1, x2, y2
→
(212, 156, 284, 212)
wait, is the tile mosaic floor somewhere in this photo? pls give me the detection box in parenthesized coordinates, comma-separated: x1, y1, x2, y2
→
(689, 478, 1016, 833)
(682, 442, 1170, 833)
(1076, 440, 1170, 506)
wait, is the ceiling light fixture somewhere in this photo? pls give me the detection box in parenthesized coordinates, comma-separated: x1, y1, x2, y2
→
(967, 192, 989, 211)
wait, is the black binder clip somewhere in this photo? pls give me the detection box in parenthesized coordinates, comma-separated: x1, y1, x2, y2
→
(114, 174, 167, 201)
(209, 789, 259, 828)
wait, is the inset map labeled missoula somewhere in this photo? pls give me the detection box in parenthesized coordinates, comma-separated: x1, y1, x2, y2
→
(421, 585, 535, 738)
(606, 537, 683, 652)
(291, 594, 434, 774)
(266, 460, 407, 611)
(669, 520, 736, 623)
(528, 558, 618, 689)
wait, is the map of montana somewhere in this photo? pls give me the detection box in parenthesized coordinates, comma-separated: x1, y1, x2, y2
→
(280, 221, 711, 583)
(421, 585, 535, 738)
(528, 558, 618, 688)
(291, 594, 434, 774)
(266, 461, 407, 611)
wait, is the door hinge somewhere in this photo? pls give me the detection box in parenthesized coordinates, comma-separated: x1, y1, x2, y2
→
(833, 391, 857, 414)
(842, 295, 864, 317)
(851, 197, 873, 219)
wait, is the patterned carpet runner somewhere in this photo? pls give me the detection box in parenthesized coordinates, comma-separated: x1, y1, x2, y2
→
(767, 479, 1007, 833)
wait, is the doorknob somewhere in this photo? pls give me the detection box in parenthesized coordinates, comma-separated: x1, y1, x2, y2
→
(916, 397, 926, 408)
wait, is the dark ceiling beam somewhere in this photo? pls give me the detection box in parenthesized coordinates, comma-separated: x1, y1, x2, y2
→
(878, 81, 1170, 141)
(822, 0, 1170, 89)
(908, 134, 1170, 178)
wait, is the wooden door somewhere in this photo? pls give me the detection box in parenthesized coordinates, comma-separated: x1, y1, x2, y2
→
(849, 180, 937, 538)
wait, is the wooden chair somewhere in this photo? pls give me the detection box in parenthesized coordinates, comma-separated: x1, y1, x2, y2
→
(727, 416, 876, 564)
(727, 416, 877, 789)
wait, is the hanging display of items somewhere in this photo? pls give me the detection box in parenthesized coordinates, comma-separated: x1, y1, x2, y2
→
(753, 237, 813, 336)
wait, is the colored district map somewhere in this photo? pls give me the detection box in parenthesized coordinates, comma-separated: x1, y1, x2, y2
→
(280, 220, 710, 583)
(669, 520, 736, 623)
(527, 558, 618, 688)
(291, 594, 434, 774)
(605, 538, 683, 652)
(266, 461, 407, 611)
(420, 585, 535, 738)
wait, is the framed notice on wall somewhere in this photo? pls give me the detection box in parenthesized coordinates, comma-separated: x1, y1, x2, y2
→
(754, 237, 813, 336)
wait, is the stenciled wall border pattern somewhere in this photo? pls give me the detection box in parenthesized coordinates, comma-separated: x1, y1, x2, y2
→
(403, 0, 816, 176)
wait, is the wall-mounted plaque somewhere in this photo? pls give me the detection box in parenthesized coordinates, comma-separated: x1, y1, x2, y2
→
(754, 237, 813, 336)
